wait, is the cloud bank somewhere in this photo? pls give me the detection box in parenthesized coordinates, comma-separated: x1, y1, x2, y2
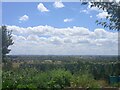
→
(7, 25, 118, 55)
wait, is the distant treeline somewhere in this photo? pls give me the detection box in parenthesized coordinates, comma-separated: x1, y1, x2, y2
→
(7, 55, 119, 62)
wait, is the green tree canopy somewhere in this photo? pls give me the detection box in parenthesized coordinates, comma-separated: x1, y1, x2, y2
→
(2, 26, 14, 60)
(82, 1, 120, 31)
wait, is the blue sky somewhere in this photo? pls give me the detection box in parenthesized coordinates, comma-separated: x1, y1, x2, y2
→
(3, 2, 104, 30)
(2, 2, 118, 55)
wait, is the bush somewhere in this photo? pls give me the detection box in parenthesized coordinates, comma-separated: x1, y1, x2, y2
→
(71, 72, 100, 88)
(48, 69, 72, 89)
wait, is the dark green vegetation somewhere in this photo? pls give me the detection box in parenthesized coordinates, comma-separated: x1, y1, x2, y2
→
(82, 2, 120, 31)
(2, 55, 120, 89)
(94, 2, 120, 31)
(1, 26, 14, 62)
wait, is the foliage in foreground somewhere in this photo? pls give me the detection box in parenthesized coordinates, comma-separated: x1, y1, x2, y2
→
(2, 56, 120, 89)
(82, 2, 120, 31)
(1, 26, 14, 61)
(2, 68, 102, 89)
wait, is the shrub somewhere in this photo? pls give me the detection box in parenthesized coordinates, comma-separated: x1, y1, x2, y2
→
(48, 69, 72, 89)
(71, 72, 100, 88)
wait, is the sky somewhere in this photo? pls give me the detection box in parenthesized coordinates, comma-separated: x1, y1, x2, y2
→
(2, 2, 118, 55)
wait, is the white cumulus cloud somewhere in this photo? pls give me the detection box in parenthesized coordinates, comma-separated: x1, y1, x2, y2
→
(37, 3, 49, 12)
(90, 16, 93, 18)
(64, 18, 73, 23)
(80, 10, 89, 14)
(53, 1, 64, 8)
(19, 15, 29, 22)
(80, 2, 103, 14)
(96, 11, 110, 19)
(88, 2, 103, 12)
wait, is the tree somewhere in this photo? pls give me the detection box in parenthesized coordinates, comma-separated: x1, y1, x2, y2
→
(82, 1, 120, 31)
(2, 26, 14, 61)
